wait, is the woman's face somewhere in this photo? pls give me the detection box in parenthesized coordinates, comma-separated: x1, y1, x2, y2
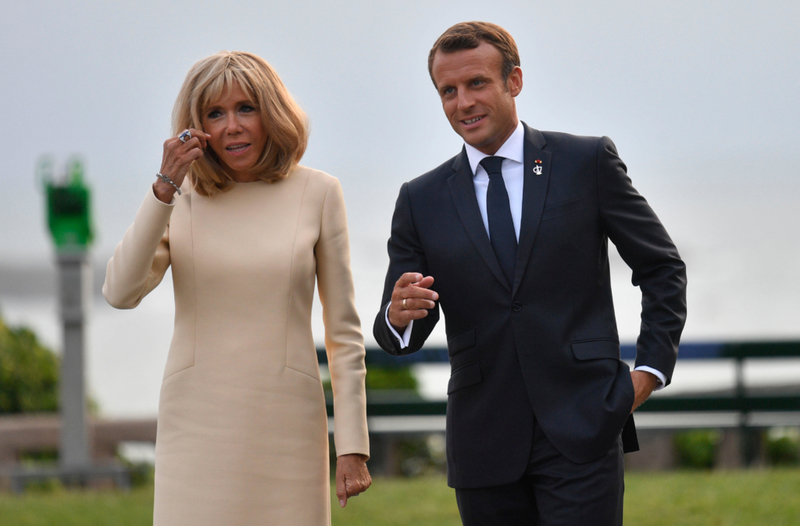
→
(201, 81, 268, 183)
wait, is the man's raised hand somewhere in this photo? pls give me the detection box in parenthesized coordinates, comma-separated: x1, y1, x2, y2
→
(388, 273, 438, 332)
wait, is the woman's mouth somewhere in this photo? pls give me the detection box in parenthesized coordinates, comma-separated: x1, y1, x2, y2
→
(225, 143, 251, 154)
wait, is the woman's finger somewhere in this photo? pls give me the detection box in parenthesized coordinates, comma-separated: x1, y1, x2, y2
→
(187, 147, 205, 161)
(186, 128, 211, 149)
(336, 473, 348, 508)
(346, 467, 371, 496)
(168, 129, 209, 150)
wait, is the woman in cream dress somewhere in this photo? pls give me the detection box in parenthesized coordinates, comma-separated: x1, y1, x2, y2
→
(103, 51, 370, 525)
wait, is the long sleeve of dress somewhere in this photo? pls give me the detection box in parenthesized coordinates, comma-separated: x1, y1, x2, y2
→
(103, 188, 174, 309)
(316, 178, 369, 458)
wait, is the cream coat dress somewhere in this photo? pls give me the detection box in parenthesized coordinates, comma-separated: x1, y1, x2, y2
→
(103, 166, 369, 526)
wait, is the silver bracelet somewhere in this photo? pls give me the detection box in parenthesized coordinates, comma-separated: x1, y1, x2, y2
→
(156, 172, 182, 195)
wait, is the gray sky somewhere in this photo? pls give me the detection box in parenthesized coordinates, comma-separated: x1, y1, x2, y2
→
(2, 0, 799, 343)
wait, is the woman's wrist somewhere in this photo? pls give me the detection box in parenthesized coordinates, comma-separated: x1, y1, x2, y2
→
(152, 179, 177, 203)
(337, 453, 369, 461)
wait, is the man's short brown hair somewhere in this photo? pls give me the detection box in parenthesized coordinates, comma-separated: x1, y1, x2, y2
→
(428, 22, 520, 88)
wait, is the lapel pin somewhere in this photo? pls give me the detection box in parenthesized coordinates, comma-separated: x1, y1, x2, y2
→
(533, 159, 543, 176)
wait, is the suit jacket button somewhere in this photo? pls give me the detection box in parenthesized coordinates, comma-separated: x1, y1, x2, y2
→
(512, 302, 522, 312)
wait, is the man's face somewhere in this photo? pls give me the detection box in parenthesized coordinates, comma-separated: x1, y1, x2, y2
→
(431, 42, 522, 155)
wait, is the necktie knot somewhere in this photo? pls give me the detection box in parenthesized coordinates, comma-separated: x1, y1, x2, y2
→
(480, 156, 505, 177)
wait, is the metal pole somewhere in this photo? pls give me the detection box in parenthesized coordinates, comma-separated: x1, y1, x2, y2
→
(57, 251, 91, 469)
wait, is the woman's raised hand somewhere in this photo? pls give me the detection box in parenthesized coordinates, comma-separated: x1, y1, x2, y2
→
(153, 128, 212, 203)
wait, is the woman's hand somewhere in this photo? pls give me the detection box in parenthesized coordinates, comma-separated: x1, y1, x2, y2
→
(153, 128, 211, 203)
(335, 453, 371, 508)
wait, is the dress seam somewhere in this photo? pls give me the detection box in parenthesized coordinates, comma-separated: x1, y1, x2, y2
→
(283, 170, 313, 371)
(189, 192, 197, 373)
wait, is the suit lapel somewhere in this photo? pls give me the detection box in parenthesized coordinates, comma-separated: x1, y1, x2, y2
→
(447, 149, 511, 291)
(514, 124, 552, 296)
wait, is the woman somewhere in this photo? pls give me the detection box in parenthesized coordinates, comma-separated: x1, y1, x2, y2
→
(103, 51, 370, 525)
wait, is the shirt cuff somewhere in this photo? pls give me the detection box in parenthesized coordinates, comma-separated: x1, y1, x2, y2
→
(634, 365, 666, 390)
(384, 304, 413, 349)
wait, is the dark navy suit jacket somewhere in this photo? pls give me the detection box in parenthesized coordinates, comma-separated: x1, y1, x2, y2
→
(373, 123, 687, 489)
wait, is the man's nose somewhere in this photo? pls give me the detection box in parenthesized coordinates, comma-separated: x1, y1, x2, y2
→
(457, 91, 475, 111)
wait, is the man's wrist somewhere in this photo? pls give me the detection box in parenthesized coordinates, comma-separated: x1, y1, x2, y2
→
(385, 304, 412, 349)
(390, 319, 408, 333)
(634, 365, 666, 390)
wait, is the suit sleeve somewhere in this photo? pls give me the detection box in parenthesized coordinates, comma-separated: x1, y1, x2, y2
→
(372, 182, 440, 355)
(103, 188, 173, 309)
(596, 136, 687, 384)
(316, 178, 369, 458)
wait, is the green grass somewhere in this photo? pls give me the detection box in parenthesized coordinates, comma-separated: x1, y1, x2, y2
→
(1, 470, 798, 525)
(0, 483, 154, 526)
(624, 470, 800, 526)
(332, 476, 461, 525)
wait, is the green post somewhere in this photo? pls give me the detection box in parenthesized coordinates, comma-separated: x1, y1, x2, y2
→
(44, 158, 94, 472)
(45, 158, 94, 252)
(10, 158, 129, 490)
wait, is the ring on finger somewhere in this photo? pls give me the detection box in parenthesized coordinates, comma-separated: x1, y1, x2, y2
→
(178, 130, 192, 143)
(402, 298, 409, 310)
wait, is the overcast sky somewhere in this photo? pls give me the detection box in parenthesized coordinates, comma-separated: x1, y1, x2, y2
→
(2, 0, 799, 343)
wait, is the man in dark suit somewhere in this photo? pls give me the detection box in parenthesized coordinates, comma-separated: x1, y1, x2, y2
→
(373, 21, 686, 525)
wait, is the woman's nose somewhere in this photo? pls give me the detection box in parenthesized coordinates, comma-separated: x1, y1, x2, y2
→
(224, 115, 243, 134)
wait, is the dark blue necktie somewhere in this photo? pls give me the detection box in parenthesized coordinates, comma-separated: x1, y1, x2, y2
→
(480, 156, 517, 285)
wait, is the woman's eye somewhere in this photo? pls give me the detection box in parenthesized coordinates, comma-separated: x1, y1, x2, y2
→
(206, 109, 221, 119)
(240, 105, 255, 113)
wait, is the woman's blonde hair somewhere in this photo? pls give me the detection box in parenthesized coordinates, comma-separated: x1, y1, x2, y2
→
(172, 51, 308, 195)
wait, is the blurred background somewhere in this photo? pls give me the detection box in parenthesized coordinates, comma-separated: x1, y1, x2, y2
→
(0, 0, 798, 460)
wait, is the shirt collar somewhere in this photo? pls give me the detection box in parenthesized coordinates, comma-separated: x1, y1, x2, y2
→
(465, 121, 525, 176)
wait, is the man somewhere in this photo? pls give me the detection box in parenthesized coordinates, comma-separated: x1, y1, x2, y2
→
(373, 21, 686, 525)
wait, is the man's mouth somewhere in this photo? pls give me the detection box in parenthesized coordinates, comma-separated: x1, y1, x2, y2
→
(462, 116, 483, 125)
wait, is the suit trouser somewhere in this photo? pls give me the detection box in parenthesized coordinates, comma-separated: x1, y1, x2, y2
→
(455, 421, 625, 526)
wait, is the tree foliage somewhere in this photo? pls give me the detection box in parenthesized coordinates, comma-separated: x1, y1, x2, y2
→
(0, 313, 59, 413)
(365, 366, 418, 391)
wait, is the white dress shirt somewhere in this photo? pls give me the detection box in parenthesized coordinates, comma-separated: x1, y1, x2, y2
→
(466, 122, 526, 243)
(385, 122, 666, 387)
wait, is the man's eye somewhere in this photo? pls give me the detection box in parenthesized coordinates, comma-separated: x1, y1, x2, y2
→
(471, 79, 483, 86)
(442, 88, 454, 96)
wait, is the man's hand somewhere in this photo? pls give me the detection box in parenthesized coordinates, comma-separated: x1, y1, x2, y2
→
(336, 454, 371, 508)
(630, 370, 659, 413)
(387, 273, 438, 332)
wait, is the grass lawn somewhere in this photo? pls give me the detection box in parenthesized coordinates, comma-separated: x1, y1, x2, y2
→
(624, 470, 800, 526)
(0, 483, 154, 526)
(0, 470, 798, 525)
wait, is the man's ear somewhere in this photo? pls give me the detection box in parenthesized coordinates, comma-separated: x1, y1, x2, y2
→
(507, 66, 523, 97)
